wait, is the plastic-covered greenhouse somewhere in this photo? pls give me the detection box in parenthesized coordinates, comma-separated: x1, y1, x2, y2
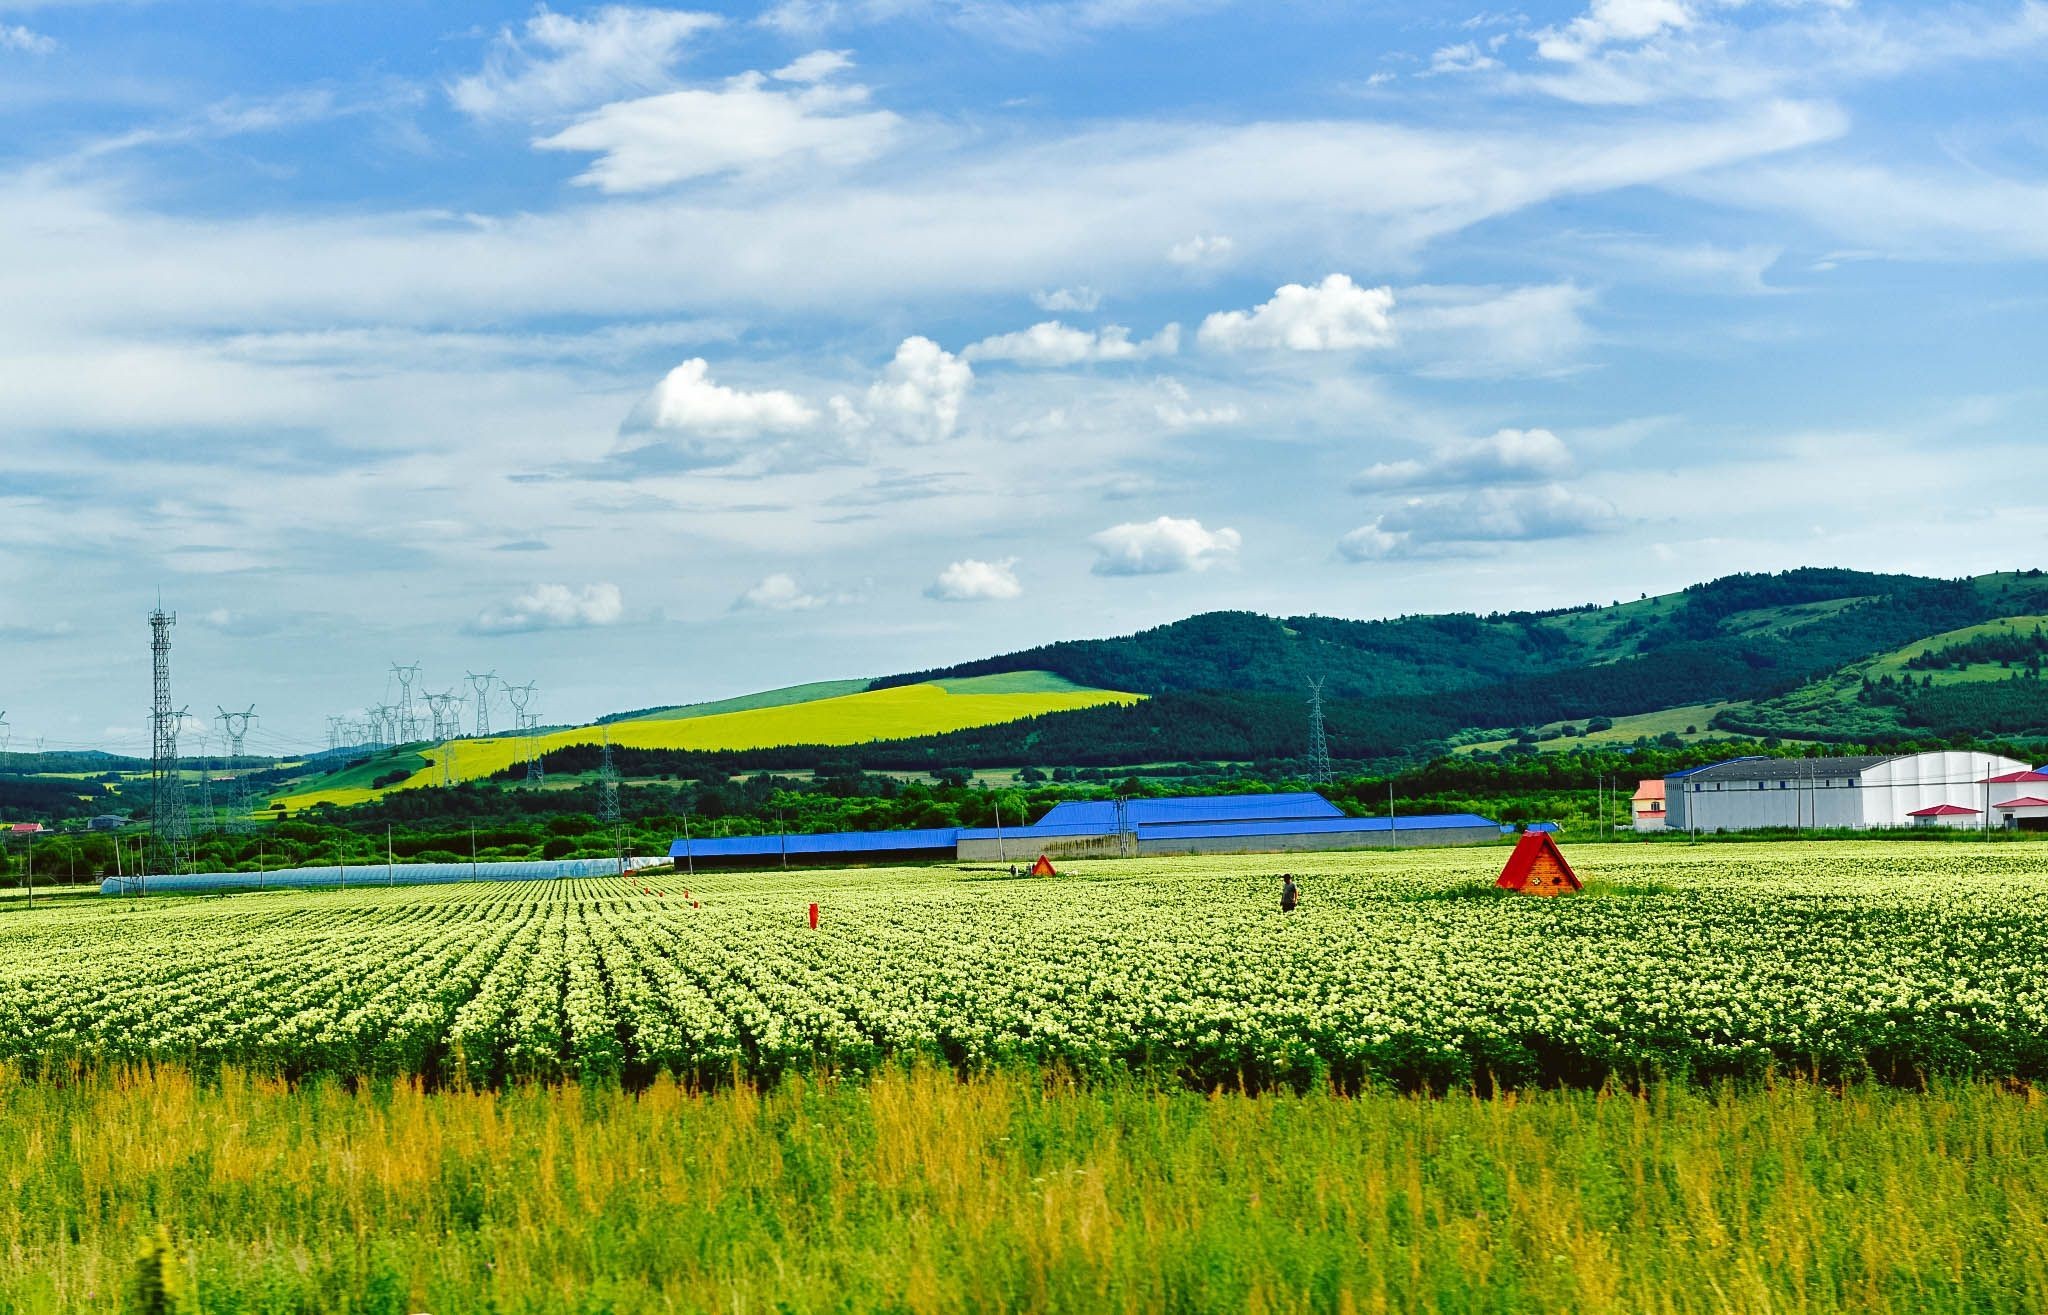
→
(98, 856, 669, 895)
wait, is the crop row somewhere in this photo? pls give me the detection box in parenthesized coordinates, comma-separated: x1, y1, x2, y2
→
(3, 843, 2045, 1088)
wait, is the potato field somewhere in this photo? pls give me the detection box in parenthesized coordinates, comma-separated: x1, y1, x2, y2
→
(8, 840, 2047, 1090)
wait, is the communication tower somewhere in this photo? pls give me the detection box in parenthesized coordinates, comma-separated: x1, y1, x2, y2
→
(147, 605, 192, 875)
(598, 729, 621, 826)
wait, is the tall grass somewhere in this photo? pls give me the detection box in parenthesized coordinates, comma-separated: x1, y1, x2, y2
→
(1, 1065, 2042, 1313)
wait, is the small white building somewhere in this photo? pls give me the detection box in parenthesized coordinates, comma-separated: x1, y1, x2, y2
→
(1907, 804, 1983, 830)
(1664, 750, 2034, 833)
(1994, 795, 2048, 831)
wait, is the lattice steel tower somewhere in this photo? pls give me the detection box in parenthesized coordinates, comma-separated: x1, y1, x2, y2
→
(1305, 677, 1333, 785)
(466, 671, 496, 737)
(505, 681, 543, 783)
(390, 662, 422, 741)
(217, 705, 257, 831)
(598, 729, 621, 826)
(148, 605, 192, 874)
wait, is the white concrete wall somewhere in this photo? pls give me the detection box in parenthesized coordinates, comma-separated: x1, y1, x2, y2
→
(1859, 751, 2029, 827)
(1671, 751, 2030, 832)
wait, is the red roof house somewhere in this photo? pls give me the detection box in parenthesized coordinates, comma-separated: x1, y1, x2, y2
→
(1908, 803, 1982, 829)
(1496, 831, 1581, 896)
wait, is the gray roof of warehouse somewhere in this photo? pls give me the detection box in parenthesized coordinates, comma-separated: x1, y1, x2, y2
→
(1672, 755, 1897, 783)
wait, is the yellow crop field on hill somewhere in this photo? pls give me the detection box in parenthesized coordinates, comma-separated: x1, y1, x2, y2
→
(273, 680, 1139, 810)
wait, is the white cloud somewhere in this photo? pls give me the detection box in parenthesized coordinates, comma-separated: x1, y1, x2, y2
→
(925, 557, 1022, 601)
(835, 336, 973, 443)
(631, 357, 818, 438)
(773, 49, 856, 81)
(1167, 233, 1233, 266)
(1395, 283, 1594, 377)
(1151, 378, 1239, 428)
(1198, 274, 1395, 352)
(762, 0, 1230, 51)
(1089, 515, 1240, 575)
(1354, 428, 1574, 492)
(1535, 0, 1694, 63)
(1429, 41, 1499, 74)
(964, 320, 1178, 366)
(2, 25, 57, 55)
(450, 5, 722, 119)
(473, 582, 625, 632)
(537, 69, 900, 191)
(734, 572, 826, 611)
(1339, 485, 1620, 560)
(1033, 285, 1102, 312)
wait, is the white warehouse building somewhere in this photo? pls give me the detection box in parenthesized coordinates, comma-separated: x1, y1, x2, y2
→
(1663, 751, 2038, 833)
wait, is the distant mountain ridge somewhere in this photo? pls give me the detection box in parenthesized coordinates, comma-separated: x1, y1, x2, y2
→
(845, 569, 2048, 767)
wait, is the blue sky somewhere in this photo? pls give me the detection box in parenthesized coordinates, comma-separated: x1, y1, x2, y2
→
(2, 0, 2045, 756)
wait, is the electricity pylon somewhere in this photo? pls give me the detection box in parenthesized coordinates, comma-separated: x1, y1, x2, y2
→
(466, 671, 497, 737)
(1306, 677, 1333, 785)
(217, 705, 256, 831)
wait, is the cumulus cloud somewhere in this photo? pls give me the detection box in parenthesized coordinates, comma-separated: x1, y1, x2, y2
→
(834, 336, 972, 443)
(620, 356, 818, 465)
(963, 320, 1178, 366)
(1167, 234, 1233, 266)
(538, 67, 900, 191)
(1090, 515, 1240, 575)
(1353, 428, 1574, 492)
(2, 25, 57, 55)
(925, 557, 1022, 601)
(1339, 485, 1620, 560)
(449, 5, 722, 119)
(734, 572, 826, 611)
(473, 582, 625, 632)
(1032, 286, 1102, 312)
(1198, 274, 1396, 352)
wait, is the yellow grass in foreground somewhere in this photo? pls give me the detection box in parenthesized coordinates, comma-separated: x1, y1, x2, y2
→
(2, 1064, 2043, 1313)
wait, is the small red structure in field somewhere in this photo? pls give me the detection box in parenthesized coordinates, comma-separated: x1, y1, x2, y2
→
(1496, 831, 1581, 897)
(1030, 854, 1057, 877)
(808, 902, 820, 929)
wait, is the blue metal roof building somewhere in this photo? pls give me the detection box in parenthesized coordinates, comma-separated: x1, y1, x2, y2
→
(668, 827, 960, 865)
(1036, 791, 1344, 828)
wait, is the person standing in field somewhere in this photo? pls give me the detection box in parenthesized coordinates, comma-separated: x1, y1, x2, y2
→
(1280, 873, 1299, 912)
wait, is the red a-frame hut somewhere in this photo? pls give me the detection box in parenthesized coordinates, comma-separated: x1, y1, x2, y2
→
(1496, 831, 1581, 897)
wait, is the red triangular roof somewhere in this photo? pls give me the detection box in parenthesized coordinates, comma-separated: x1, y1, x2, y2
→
(1994, 796, 2048, 809)
(1496, 831, 1581, 892)
(1907, 804, 1980, 817)
(1980, 770, 2048, 784)
(1030, 854, 1056, 876)
(1632, 779, 1665, 803)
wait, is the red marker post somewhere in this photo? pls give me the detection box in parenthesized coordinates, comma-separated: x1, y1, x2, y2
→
(807, 902, 820, 930)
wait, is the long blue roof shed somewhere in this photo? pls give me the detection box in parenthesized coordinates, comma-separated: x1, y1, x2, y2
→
(1037, 791, 1343, 828)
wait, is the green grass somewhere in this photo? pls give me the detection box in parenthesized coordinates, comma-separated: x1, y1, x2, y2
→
(1457, 702, 1740, 754)
(610, 678, 874, 724)
(3, 1064, 2042, 1313)
(930, 671, 1096, 695)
